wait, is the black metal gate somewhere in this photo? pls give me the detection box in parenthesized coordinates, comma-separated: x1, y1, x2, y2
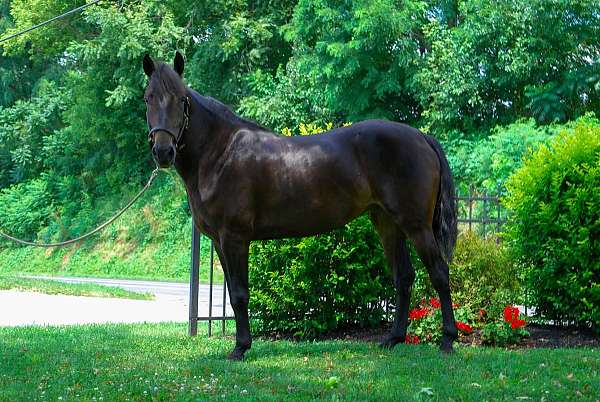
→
(188, 225, 235, 336)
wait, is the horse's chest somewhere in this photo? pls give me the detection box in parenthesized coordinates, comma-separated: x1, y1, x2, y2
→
(192, 180, 253, 232)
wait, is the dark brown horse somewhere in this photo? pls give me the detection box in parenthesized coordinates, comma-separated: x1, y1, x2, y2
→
(143, 52, 458, 360)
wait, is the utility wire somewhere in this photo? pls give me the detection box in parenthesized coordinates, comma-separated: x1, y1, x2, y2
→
(0, 0, 102, 44)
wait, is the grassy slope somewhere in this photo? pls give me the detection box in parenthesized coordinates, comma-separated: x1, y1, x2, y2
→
(1, 323, 598, 401)
(0, 275, 153, 300)
(0, 176, 223, 283)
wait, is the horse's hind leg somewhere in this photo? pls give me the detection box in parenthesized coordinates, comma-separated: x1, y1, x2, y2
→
(369, 208, 415, 349)
(408, 227, 458, 352)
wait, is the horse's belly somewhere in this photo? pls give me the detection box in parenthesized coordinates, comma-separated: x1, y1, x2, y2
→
(253, 182, 370, 240)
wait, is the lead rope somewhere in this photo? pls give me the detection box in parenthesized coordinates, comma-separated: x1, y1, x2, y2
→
(0, 167, 160, 248)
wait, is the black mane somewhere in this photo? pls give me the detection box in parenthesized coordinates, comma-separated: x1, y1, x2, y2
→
(191, 92, 269, 132)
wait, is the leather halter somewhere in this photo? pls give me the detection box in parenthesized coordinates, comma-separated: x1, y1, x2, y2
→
(148, 96, 191, 150)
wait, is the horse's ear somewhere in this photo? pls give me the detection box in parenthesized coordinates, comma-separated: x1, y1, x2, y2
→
(143, 54, 155, 77)
(174, 51, 185, 76)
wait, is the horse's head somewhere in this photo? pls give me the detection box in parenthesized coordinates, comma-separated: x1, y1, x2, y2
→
(143, 52, 190, 168)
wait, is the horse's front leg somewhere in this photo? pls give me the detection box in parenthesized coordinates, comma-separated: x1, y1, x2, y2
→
(219, 235, 251, 361)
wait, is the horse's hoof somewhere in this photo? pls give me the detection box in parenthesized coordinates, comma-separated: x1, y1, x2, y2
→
(439, 337, 454, 353)
(227, 351, 245, 361)
(227, 344, 249, 361)
(379, 336, 402, 349)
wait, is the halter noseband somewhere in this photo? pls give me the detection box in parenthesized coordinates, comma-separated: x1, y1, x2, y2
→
(148, 96, 191, 150)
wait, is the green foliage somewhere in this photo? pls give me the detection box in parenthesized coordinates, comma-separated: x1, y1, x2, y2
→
(239, 64, 329, 131)
(0, 174, 220, 284)
(406, 299, 475, 345)
(0, 80, 69, 186)
(416, 0, 600, 133)
(449, 232, 521, 313)
(249, 215, 393, 337)
(445, 115, 600, 192)
(504, 121, 600, 328)
(480, 321, 529, 347)
(480, 306, 529, 346)
(0, 178, 52, 238)
(241, 0, 426, 127)
(445, 120, 554, 192)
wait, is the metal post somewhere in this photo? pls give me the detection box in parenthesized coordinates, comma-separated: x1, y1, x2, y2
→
(188, 224, 201, 336)
(482, 190, 487, 237)
(496, 184, 502, 243)
(468, 189, 473, 232)
(208, 241, 215, 336)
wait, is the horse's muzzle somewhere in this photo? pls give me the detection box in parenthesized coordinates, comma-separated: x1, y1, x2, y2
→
(152, 144, 176, 168)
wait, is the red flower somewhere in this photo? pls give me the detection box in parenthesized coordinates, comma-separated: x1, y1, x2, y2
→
(405, 334, 420, 344)
(409, 307, 430, 320)
(511, 319, 526, 330)
(503, 306, 520, 323)
(430, 298, 441, 309)
(456, 321, 473, 334)
(504, 305, 526, 330)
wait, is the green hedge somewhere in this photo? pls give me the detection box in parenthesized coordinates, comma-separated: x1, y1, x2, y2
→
(504, 121, 600, 328)
(248, 212, 521, 337)
(248, 215, 393, 337)
(449, 231, 521, 316)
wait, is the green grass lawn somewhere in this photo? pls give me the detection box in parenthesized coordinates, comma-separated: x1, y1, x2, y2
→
(0, 275, 153, 300)
(1, 323, 597, 401)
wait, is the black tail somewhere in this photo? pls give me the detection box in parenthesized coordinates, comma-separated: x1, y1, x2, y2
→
(424, 135, 457, 262)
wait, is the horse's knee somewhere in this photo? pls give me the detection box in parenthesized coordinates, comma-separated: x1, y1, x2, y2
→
(429, 269, 450, 294)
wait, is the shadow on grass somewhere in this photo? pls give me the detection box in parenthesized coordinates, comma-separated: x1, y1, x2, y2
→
(1, 322, 598, 401)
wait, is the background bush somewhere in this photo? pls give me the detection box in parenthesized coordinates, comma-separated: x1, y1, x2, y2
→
(504, 121, 600, 329)
(248, 215, 393, 337)
(249, 209, 523, 337)
(449, 232, 521, 316)
(446, 115, 599, 192)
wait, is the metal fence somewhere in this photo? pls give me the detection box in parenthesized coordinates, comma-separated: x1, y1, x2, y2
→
(187, 189, 507, 336)
(455, 189, 506, 238)
(188, 226, 234, 337)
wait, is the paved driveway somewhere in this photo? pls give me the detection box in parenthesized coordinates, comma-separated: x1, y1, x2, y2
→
(0, 276, 232, 327)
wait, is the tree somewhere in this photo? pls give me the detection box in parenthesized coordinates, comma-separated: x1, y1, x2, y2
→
(415, 0, 600, 134)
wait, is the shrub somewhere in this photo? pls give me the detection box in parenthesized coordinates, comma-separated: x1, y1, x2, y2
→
(449, 232, 521, 314)
(248, 215, 394, 337)
(248, 222, 522, 338)
(445, 114, 599, 192)
(444, 119, 556, 192)
(0, 178, 53, 239)
(503, 120, 600, 329)
(406, 298, 474, 345)
(480, 305, 529, 346)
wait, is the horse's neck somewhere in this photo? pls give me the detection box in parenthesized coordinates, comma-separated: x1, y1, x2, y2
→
(174, 93, 239, 192)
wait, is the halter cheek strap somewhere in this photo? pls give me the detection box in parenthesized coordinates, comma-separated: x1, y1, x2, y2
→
(148, 96, 191, 150)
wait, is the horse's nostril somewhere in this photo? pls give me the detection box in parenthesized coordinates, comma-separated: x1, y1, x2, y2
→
(152, 147, 158, 157)
(168, 147, 175, 160)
